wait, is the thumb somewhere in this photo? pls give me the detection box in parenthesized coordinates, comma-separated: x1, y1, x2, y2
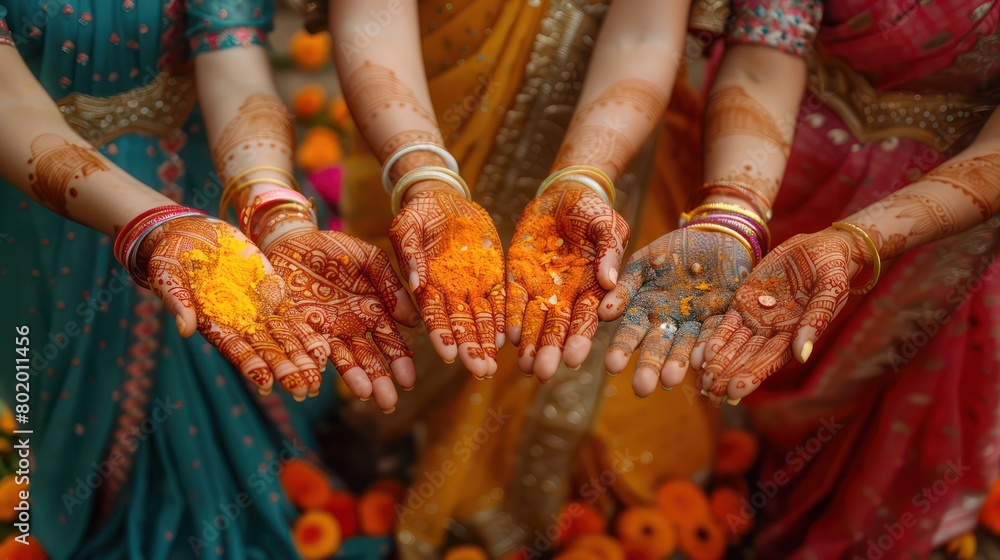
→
(792, 278, 851, 363)
(147, 258, 198, 338)
(591, 214, 630, 291)
(390, 216, 429, 294)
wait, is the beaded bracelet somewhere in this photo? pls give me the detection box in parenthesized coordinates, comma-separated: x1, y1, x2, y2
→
(380, 142, 461, 195)
(831, 221, 882, 295)
(113, 205, 209, 289)
(537, 165, 616, 206)
(390, 166, 471, 215)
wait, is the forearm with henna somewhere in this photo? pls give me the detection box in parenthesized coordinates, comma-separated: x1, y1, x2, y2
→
(0, 48, 174, 235)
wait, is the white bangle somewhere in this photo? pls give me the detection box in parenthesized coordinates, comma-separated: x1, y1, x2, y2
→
(536, 165, 616, 205)
(380, 142, 460, 195)
(391, 166, 471, 215)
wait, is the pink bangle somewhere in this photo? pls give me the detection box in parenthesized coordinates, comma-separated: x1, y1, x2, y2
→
(239, 189, 316, 233)
(683, 214, 764, 263)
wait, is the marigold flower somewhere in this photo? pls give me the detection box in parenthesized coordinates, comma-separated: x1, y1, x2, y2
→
(0, 475, 26, 522)
(676, 514, 726, 560)
(293, 85, 327, 120)
(328, 96, 351, 126)
(614, 507, 676, 558)
(0, 534, 47, 559)
(443, 544, 489, 560)
(292, 509, 342, 560)
(980, 478, 1000, 534)
(714, 429, 759, 475)
(1, 410, 16, 434)
(708, 486, 751, 537)
(555, 501, 606, 544)
(566, 534, 625, 560)
(296, 127, 342, 173)
(323, 490, 358, 539)
(945, 532, 977, 560)
(289, 29, 331, 72)
(279, 459, 333, 509)
(357, 489, 396, 536)
(654, 478, 709, 527)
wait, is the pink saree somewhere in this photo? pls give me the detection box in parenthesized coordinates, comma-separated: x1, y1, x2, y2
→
(727, 0, 1000, 557)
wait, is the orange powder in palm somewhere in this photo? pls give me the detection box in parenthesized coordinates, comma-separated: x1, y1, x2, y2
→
(508, 213, 591, 312)
(182, 236, 268, 334)
(429, 216, 503, 292)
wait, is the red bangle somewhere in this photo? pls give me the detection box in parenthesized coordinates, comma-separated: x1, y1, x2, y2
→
(239, 189, 315, 233)
(113, 205, 207, 288)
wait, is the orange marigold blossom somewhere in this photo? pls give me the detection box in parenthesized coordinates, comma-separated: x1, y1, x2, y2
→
(323, 490, 358, 539)
(1, 409, 15, 434)
(289, 29, 331, 71)
(293, 509, 342, 560)
(293, 85, 327, 120)
(358, 489, 396, 536)
(714, 429, 759, 475)
(328, 96, 351, 125)
(567, 534, 625, 560)
(297, 127, 343, 173)
(0, 534, 47, 560)
(614, 507, 676, 558)
(980, 478, 1000, 534)
(654, 478, 709, 527)
(443, 544, 489, 560)
(676, 514, 726, 560)
(369, 478, 405, 501)
(279, 459, 333, 509)
(709, 486, 751, 537)
(0, 475, 26, 522)
(555, 501, 606, 544)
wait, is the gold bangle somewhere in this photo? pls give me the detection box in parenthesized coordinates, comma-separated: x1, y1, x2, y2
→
(698, 180, 773, 221)
(227, 166, 301, 193)
(391, 166, 471, 215)
(686, 223, 757, 266)
(830, 221, 882, 295)
(219, 178, 295, 218)
(682, 202, 771, 247)
(537, 165, 616, 206)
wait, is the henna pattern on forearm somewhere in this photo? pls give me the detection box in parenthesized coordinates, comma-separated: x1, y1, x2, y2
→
(553, 79, 667, 179)
(920, 152, 1000, 219)
(345, 62, 438, 136)
(716, 163, 782, 203)
(705, 86, 790, 157)
(27, 133, 109, 218)
(211, 93, 295, 186)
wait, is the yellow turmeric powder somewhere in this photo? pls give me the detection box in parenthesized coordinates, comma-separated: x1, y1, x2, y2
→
(427, 216, 503, 295)
(182, 235, 268, 334)
(508, 212, 591, 311)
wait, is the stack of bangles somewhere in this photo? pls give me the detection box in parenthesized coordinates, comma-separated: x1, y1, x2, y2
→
(680, 202, 771, 266)
(380, 141, 470, 214)
(218, 166, 317, 244)
(687, 180, 773, 222)
(536, 165, 617, 206)
(112, 205, 214, 289)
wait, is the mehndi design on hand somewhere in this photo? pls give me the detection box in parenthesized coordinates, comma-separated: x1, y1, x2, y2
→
(265, 228, 419, 412)
(699, 231, 857, 406)
(142, 217, 331, 400)
(600, 229, 752, 397)
(390, 188, 505, 379)
(507, 185, 629, 381)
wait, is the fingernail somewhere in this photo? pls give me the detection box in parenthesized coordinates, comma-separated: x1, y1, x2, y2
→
(320, 364, 327, 373)
(176, 316, 186, 332)
(727, 397, 741, 405)
(382, 407, 396, 414)
(402, 385, 414, 391)
(609, 268, 618, 286)
(701, 361, 708, 370)
(712, 400, 723, 409)
(409, 271, 419, 292)
(568, 364, 581, 371)
(799, 340, 814, 363)
(606, 369, 618, 377)
(443, 358, 456, 365)
(308, 390, 320, 398)
(485, 373, 494, 379)
(258, 387, 271, 396)
(293, 394, 307, 402)
(700, 390, 710, 397)
(359, 396, 370, 402)
(662, 386, 673, 391)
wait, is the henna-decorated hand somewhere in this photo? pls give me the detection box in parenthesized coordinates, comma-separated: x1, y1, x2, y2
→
(262, 223, 421, 412)
(143, 217, 332, 400)
(389, 184, 505, 379)
(697, 229, 863, 406)
(600, 229, 751, 397)
(507, 184, 630, 380)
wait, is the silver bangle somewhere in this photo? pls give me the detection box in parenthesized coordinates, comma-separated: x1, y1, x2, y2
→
(380, 142, 460, 195)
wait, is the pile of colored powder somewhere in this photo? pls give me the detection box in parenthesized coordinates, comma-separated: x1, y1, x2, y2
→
(429, 216, 503, 291)
(181, 236, 267, 334)
(508, 212, 592, 312)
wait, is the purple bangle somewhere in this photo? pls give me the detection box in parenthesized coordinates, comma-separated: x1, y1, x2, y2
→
(684, 215, 765, 262)
(719, 212, 771, 251)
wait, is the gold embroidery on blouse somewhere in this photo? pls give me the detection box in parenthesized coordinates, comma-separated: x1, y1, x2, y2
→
(690, 0, 729, 34)
(808, 54, 1000, 149)
(56, 70, 196, 148)
(971, 1, 994, 22)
